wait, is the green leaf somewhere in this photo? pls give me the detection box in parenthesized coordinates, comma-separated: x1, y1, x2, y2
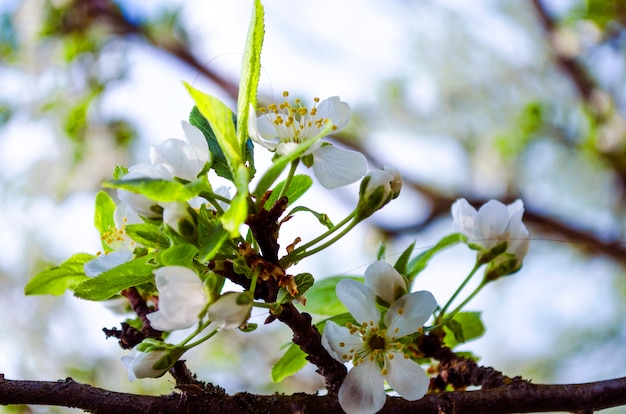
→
(159, 244, 198, 268)
(25, 253, 94, 296)
(113, 165, 128, 180)
(189, 106, 233, 181)
(394, 241, 415, 276)
(236, 0, 264, 157)
(406, 233, 463, 283)
(73, 255, 155, 301)
(297, 276, 363, 316)
(276, 273, 314, 304)
(185, 85, 249, 237)
(103, 179, 199, 202)
(443, 311, 485, 349)
(94, 191, 116, 252)
(271, 342, 307, 383)
(125, 223, 170, 249)
(185, 84, 241, 173)
(264, 174, 313, 209)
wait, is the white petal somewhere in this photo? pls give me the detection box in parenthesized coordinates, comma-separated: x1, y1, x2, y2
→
(181, 121, 210, 165)
(338, 360, 386, 414)
(147, 266, 207, 331)
(385, 290, 436, 338)
(451, 198, 479, 238)
(316, 96, 351, 132)
(384, 353, 430, 400)
(121, 349, 169, 381)
(113, 203, 142, 228)
(337, 279, 380, 325)
(312, 145, 367, 189)
(207, 292, 252, 331)
(161, 201, 191, 232)
(150, 139, 202, 181)
(84, 251, 133, 277)
(475, 200, 510, 247)
(321, 321, 363, 363)
(364, 261, 406, 305)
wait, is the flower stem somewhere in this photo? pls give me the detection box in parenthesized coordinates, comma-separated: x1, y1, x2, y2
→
(438, 261, 482, 323)
(277, 160, 300, 200)
(280, 211, 356, 266)
(443, 280, 488, 323)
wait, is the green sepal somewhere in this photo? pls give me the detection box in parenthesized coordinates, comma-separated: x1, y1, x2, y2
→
(73, 254, 156, 301)
(406, 233, 463, 284)
(25, 253, 94, 296)
(125, 223, 170, 249)
(263, 174, 313, 210)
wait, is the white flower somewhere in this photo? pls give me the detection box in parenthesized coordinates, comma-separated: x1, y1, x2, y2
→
(84, 203, 142, 277)
(121, 347, 170, 381)
(364, 260, 407, 305)
(207, 291, 253, 331)
(322, 279, 436, 414)
(149, 121, 211, 182)
(451, 198, 530, 270)
(248, 94, 367, 189)
(146, 266, 208, 331)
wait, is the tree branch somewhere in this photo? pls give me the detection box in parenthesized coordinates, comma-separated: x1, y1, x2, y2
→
(3, 374, 626, 413)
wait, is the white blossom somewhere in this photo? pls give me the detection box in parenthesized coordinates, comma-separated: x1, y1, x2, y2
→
(451, 198, 530, 271)
(248, 94, 366, 189)
(322, 279, 436, 414)
(84, 203, 142, 277)
(356, 167, 403, 219)
(146, 266, 208, 331)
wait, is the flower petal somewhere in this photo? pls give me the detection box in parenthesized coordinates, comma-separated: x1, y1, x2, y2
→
(321, 321, 363, 363)
(316, 96, 351, 132)
(338, 360, 386, 414)
(84, 250, 133, 277)
(364, 260, 406, 305)
(312, 145, 367, 189)
(385, 290, 436, 338)
(207, 292, 252, 331)
(474, 200, 510, 248)
(451, 198, 479, 239)
(147, 266, 207, 331)
(181, 121, 210, 166)
(337, 279, 380, 325)
(384, 352, 430, 401)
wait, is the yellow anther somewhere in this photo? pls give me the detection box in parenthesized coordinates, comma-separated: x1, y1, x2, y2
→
(314, 97, 320, 103)
(397, 308, 404, 315)
(403, 354, 410, 359)
(339, 342, 345, 347)
(282, 91, 289, 97)
(331, 125, 338, 131)
(388, 353, 394, 360)
(381, 368, 388, 375)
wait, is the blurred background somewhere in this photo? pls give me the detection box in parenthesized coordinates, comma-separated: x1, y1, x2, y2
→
(1, 0, 626, 412)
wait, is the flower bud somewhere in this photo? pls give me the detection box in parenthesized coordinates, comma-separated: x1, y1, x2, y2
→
(121, 341, 184, 381)
(355, 168, 402, 220)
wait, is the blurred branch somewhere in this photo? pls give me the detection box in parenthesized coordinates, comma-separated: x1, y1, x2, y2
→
(2, 373, 626, 413)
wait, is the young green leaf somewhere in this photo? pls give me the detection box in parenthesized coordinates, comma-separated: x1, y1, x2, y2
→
(394, 241, 415, 277)
(25, 253, 94, 296)
(296, 276, 363, 316)
(189, 106, 233, 181)
(159, 244, 198, 268)
(406, 233, 463, 283)
(94, 191, 116, 252)
(103, 179, 198, 202)
(443, 311, 486, 349)
(125, 223, 170, 249)
(236, 0, 264, 157)
(271, 342, 307, 383)
(276, 273, 314, 304)
(285, 206, 334, 230)
(263, 174, 313, 209)
(73, 255, 155, 301)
